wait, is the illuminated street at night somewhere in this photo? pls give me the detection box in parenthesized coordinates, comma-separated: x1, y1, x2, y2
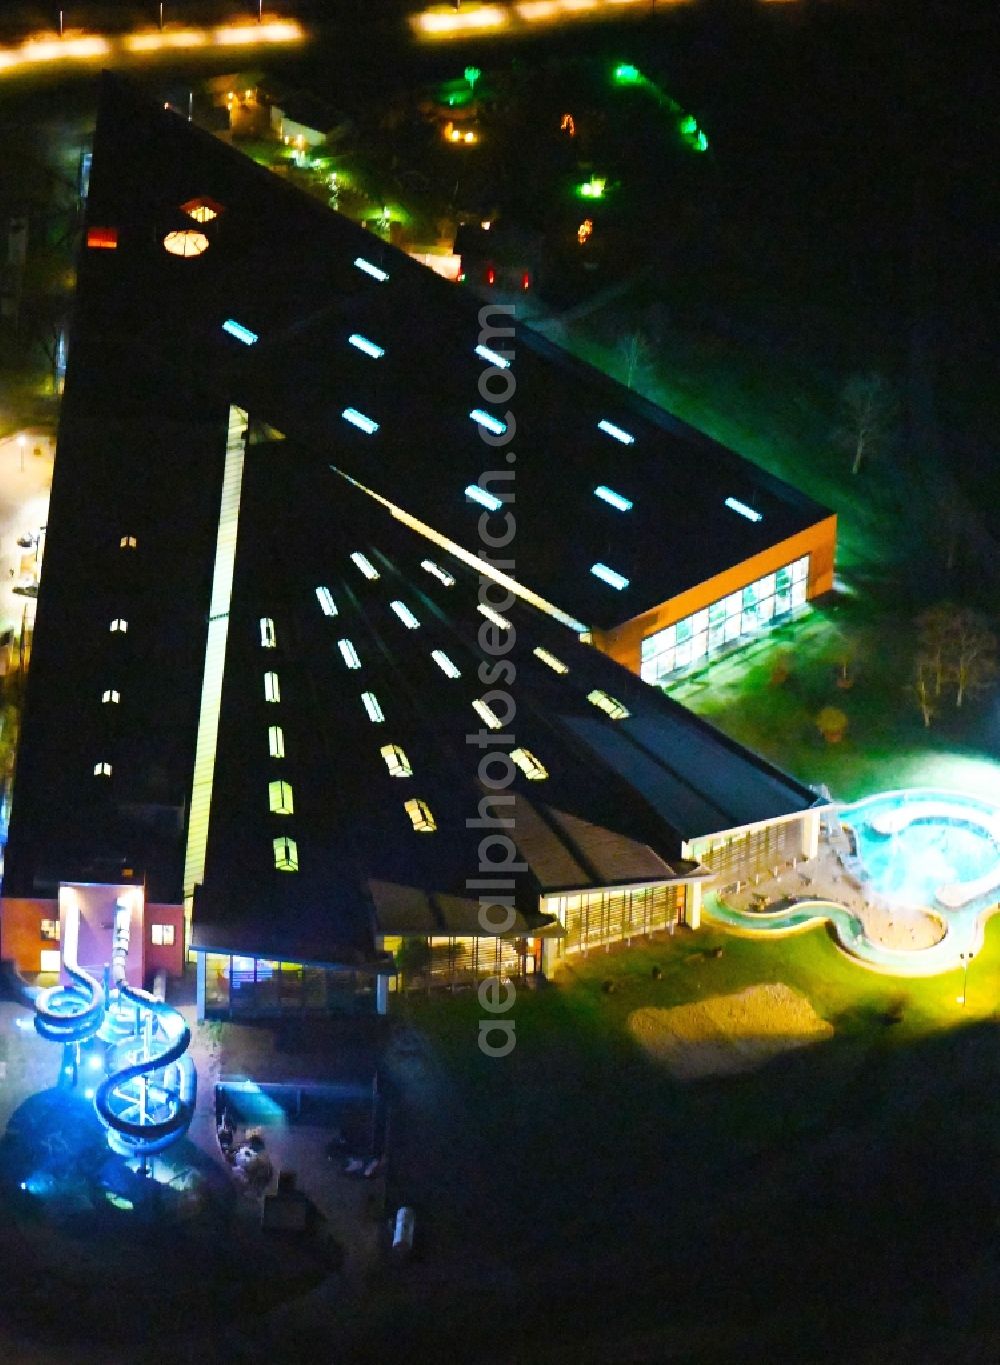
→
(0, 2, 998, 1362)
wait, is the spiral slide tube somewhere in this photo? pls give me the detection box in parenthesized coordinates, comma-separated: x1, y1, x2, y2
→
(33, 902, 106, 1045)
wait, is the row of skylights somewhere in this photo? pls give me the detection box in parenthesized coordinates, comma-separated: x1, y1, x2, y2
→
(338, 638, 362, 669)
(533, 646, 569, 675)
(315, 585, 338, 616)
(381, 743, 412, 778)
(478, 604, 511, 631)
(350, 552, 379, 580)
(594, 485, 632, 512)
(431, 649, 461, 678)
(259, 617, 276, 648)
(222, 318, 257, 346)
(342, 407, 379, 435)
(348, 333, 385, 359)
(474, 343, 511, 370)
(390, 600, 421, 630)
(597, 419, 634, 445)
(464, 483, 503, 512)
(725, 496, 763, 523)
(404, 798, 436, 833)
(587, 689, 630, 720)
(590, 563, 630, 591)
(362, 691, 385, 723)
(354, 256, 389, 282)
(421, 559, 455, 587)
(469, 408, 507, 436)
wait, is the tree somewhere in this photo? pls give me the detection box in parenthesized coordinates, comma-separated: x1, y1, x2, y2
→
(395, 937, 431, 985)
(916, 604, 998, 709)
(951, 613, 998, 707)
(912, 654, 938, 728)
(816, 706, 849, 743)
(617, 329, 655, 391)
(835, 372, 898, 474)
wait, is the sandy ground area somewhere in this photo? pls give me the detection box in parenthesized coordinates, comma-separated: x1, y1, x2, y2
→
(627, 983, 834, 1080)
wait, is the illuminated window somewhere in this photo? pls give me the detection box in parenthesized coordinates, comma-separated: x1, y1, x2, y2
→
(511, 748, 547, 780)
(221, 318, 257, 346)
(354, 256, 389, 282)
(464, 484, 503, 512)
(119, 535, 137, 549)
(380, 743, 412, 777)
(361, 691, 385, 723)
(268, 779, 294, 815)
(151, 923, 176, 947)
(268, 725, 285, 759)
(348, 333, 385, 359)
(591, 563, 629, 591)
(180, 197, 222, 223)
(474, 344, 511, 370)
(532, 647, 569, 674)
(472, 698, 504, 731)
(389, 600, 420, 630)
(338, 639, 361, 669)
(259, 617, 277, 648)
(94, 761, 112, 776)
(102, 688, 120, 704)
(109, 618, 128, 633)
(87, 226, 118, 250)
(431, 650, 461, 678)
(342, 407, 379, 435)
(597, 419, 634, 445)
(478, 604, 511, 631)
(350, 552, 379, 580)
(404, 798, 437, 833)
(40, 918, 60, 942)
(163, 229, 209, 258)
(315, 585, 338, 616)
(273, 836, 299, 872)
(594, 485, 632, 512)
(264, 671, 281, 703)
(587, 690, 629, 720)
(40, 949, 62, 973)
(725, 496, 762, 523)
(421, 559, 455, 587)
(469, 409, 507, 436)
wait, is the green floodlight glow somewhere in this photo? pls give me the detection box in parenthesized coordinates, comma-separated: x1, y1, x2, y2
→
(679, 114, 697, 136)
(464, 65, 481, 90)
(614, 63, 642, 85)
(694, 131, 709, 153)
(577, 177, 606, 200)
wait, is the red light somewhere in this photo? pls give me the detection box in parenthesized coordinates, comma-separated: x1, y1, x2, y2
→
(486, 266, 496, 286)
(87, 226, 118, 251)
(521, 272, 530, 290)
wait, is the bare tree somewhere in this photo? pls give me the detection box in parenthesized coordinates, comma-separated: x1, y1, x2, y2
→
(916, 603, 952, 696)
(617, 329, 655, 391)
(836, 372, 898, 474)
(916, 603, 998, 710)
(912, 655, 938, 728)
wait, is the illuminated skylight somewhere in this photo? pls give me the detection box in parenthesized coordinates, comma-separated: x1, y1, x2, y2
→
(362, 691, 385, 723)
(597, 419, 634, 445)
(464, 483, 503, 512)
(338, 638, 362, 669)
(511, 748, 548, 780)
(342, 407, 379, 435)
(478, 604, 511, 630)
(404, 798, 437, 833)
(390, 600, 421, 629)
(119, 535, 137, 549)
(94, 761, 112, 777)
(591, 563, 630, 591)
(259, 617, 276, 648)
(273, 836, 298, 872)
(421, 559, 455, 587)
(431, 650, 461, 678)
(348, 333, 385, 359)
(725, 496, 763, 523)
(380, 743, 412, 778)
(181, 197, 222, 223)
(268, 725, 285, 759)
(469, 408, 507, 436)
(163, 229, 209, 258)
(353, 256, 389, 282)
(109, 618, 128, 633)
(587, 689, 630, 720)
(264, 671, 281, 702)
(472, 698, 504, 731)
(268, 779, 294, 815)
(221, 318, 258, 346)
(474, 343, 511, 370)
(594, 485, 633, 512)
(532, 646, 569, 674)
(350, 552, 379, 580)
(101, 688, 120, 704)
(315, 586, 338, 616)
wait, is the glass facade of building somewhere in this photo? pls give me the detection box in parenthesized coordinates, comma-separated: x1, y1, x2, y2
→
(641, 555, 810, 684)
(201, 952, 376, 1017)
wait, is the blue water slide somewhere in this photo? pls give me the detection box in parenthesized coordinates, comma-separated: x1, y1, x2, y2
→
(33, 907, 106, 1045)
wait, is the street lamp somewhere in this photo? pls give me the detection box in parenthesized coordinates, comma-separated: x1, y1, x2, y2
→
(956, 950, 974, 1005)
